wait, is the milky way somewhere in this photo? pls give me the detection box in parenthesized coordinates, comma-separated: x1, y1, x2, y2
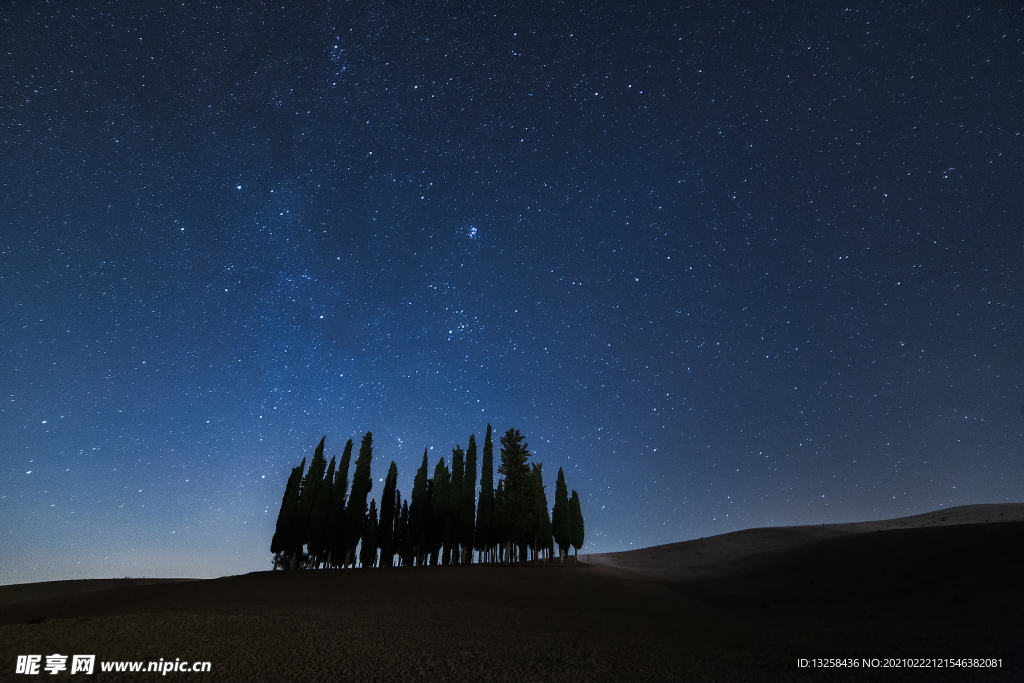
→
(1, 2, 1021, 583)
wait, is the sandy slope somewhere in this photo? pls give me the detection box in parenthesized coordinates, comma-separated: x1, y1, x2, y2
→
(586, 503, 1024, 580)
(1, 505, 1021, 682)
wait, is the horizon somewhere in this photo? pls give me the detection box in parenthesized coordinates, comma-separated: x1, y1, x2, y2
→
(3, 499, 1020, 587)
(2, 2, 1022, 586)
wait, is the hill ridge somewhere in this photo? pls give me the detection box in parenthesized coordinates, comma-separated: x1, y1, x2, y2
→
(585, 502, 1024, 580)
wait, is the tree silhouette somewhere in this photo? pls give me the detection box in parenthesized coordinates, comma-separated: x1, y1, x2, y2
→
(498, 428, 532, 562)
(344, 432, 374, 567)
(431, 457, 450, 565)
(271, 459, 304, 569)
(397, 498, 412, 567)
(361, 499, 378, 568)
(391, 487, 402, 566)
(448, 446, 464, 565)
(270, 425, 588, 571)
(569, 489, 585, 560)
(475, 424, 495, 563)
(409, 450, 430, 566)
(309, 455, 335, 567)
(425, 478, 437, 565)
(378, 462, 398, 567)
(297, 437, 327, 558)
(494, 479, 508, 562)
(552, 466, 571, 563)
(328, 439, 353, 567)
(531, 463, 553, 561)
(460, 434, 477, 564)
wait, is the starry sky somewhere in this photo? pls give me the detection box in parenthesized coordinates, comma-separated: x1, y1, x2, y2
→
(2, 2, 1022, 585)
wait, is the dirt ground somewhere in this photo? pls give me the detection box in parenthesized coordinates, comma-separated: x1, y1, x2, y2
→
(2, 511, 1021, 681)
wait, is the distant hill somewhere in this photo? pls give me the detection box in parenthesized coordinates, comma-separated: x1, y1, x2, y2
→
(585, 503, 1024, 580)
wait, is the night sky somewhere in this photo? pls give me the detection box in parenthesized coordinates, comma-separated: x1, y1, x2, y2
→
(2, 2, 1021, 585)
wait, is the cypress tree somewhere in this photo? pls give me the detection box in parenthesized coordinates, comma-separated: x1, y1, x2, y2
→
(272, 428, 590, 570)
(409, 449, 430, 566)
(425, 479, 437, 565)
(361, 499, 379, 568)
(309, 455, 336, 567)
(460, 434, 477, 564)
(523, 463, 540, 558)
(328, 439, 353, 567)
(392, 487, 402, 566)
(476, 424, 495, 562)
(432, 457, 450, 565)
(378, 462, 398, 567)
(552, 466, 571, 562)
(531, 463, 552, 562)
(498, 428, 531, 562)
(297, 437, 327, 556)
(569, 490, 585, 560)
(498, 429, 530, 479)
(344, 432, 374, 567)
(494, 479, 507, 562)
(271, 459, 304, 569)
(448, 446, 464, 565)
(398, 498, 412, 567)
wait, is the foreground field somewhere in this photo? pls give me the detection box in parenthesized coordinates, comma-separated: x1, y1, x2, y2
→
(2, 505, 1021, 681)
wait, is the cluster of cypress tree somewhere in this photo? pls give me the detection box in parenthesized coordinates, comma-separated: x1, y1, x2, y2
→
(270, 425, 585, 570)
